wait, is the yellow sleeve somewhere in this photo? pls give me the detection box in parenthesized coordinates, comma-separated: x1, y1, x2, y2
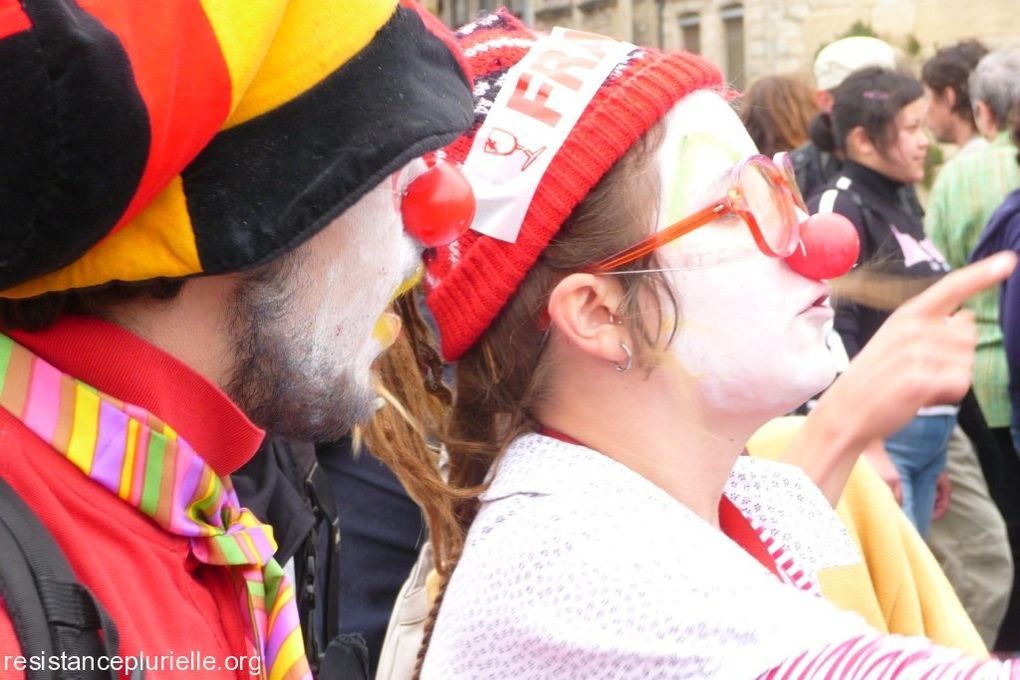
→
(749, 416, 987, 658)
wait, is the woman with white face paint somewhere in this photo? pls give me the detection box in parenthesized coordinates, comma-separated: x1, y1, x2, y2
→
(416, 12, 1016, 678)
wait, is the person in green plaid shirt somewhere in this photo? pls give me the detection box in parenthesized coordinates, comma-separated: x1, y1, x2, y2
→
(926, 46, 1020, 651)
(927, 50, 1020, 433)
(920, 39, 1015, 653)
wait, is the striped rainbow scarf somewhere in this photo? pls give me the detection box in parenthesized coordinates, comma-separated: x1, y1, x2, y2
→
(0, 333, 311, 680)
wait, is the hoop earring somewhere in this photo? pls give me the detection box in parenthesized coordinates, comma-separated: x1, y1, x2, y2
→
(615, 342, 632, 373)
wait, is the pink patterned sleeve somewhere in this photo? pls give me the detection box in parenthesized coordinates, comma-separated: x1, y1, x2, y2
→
(761, 634, 1018, 679)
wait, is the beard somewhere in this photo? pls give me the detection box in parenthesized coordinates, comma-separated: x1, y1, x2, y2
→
(225, 250, 378, 443)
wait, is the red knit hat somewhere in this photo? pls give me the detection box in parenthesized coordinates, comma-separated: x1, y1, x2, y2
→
(424, 10, 724, 361)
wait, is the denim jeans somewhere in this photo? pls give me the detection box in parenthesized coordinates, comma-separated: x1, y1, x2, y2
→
(884, 413, 956, 537)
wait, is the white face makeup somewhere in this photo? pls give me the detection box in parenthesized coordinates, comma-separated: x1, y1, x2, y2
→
(651, 91, 838, 419)
(227, 174, 423, 441)
(304, 181, 421, 395)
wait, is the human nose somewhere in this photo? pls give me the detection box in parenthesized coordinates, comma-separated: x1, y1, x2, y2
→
(784, 207, 860, 280)
(401, 160, 476, 248)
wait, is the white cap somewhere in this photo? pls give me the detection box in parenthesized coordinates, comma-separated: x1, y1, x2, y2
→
(814, 37, 897, 91)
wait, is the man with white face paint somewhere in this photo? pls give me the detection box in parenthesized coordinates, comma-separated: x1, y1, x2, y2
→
(0, 2, 472, 679)
(229, 182, 432, 442)
(413, 12, 1019, 677)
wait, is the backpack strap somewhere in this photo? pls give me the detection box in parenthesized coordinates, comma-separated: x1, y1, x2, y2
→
(288, 443, 345, 673)
(816, 176, 879, 257)
(0, 478, 135, 680)
(842, 182, 880, 231)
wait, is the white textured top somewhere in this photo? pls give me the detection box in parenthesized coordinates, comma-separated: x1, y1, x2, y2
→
(422, 434, 1014, 679)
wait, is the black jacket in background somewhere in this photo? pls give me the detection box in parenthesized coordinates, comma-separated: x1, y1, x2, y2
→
(233, 437, 424, 680)
(807, 161, 949, 358)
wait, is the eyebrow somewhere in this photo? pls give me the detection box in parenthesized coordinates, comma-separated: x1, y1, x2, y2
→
(684, 163, 729, 197)
(685, 167, 732, 215)
(654, 165, 737, 237)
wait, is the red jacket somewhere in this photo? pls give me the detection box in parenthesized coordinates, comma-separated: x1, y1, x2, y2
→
(0, 316, 265, 679)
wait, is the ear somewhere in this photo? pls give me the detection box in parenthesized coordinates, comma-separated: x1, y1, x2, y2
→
(547, 273, 629, 366)
(814, 90, 834, 114)
(941, 86, 956, 110)
(973, 100, 996, 137)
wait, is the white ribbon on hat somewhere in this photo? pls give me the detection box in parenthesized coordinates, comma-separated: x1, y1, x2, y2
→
(464, 27, 635, 243)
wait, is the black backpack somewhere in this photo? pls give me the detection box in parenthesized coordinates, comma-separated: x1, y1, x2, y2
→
(0, 478, 137, 680)
(233, 439, 371, 680)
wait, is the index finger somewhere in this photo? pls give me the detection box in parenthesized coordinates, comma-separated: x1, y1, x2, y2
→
(904, 251, 1017, 316)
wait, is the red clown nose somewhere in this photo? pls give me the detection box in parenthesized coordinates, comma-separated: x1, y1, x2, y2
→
(402, 161, 476, 248)
(784, 212, 860, 280)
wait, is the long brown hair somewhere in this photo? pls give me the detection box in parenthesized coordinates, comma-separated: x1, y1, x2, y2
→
(411, 120, 672, 676)
(356, 293, 473, 577)
(739, 74, 818, 157)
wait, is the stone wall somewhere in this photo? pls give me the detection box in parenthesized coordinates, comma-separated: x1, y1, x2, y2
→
(511, 0, 1020, 88)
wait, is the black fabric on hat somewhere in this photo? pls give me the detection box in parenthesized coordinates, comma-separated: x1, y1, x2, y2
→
(0, 0, 149, 290)
(184, 5, 473, 275)
(0, 0, 474, 298)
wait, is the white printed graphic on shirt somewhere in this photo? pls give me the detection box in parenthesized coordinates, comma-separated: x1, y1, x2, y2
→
(890, 224, 949, 270)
